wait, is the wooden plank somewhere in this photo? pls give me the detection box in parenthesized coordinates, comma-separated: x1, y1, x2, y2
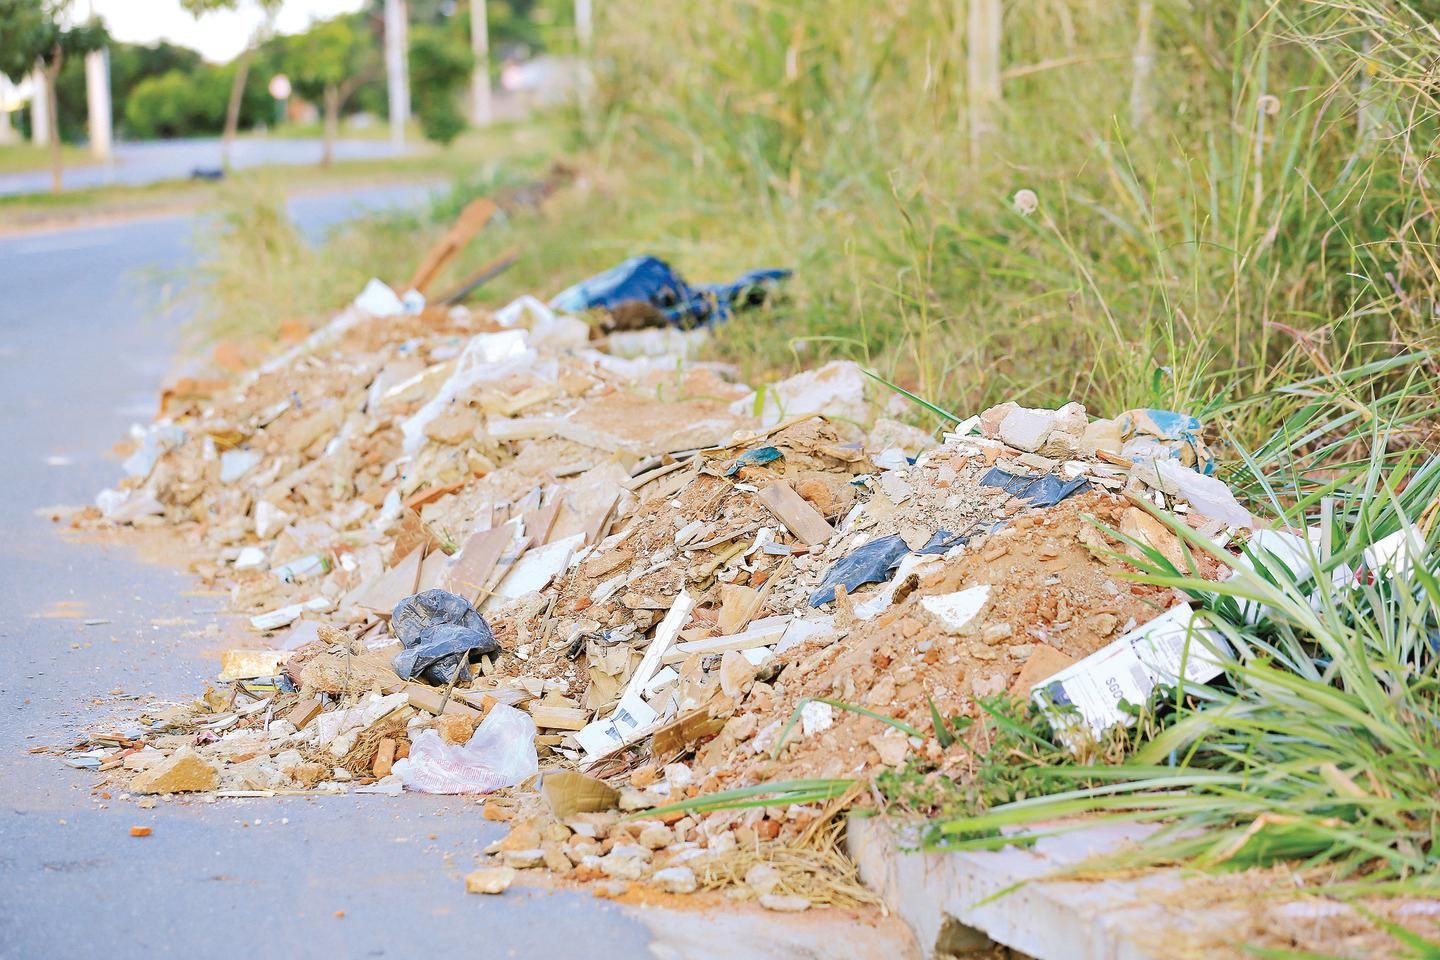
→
(406, 684, 483, 719)
(438, 526, 513, 603)
(404, 479, 466, 512)
(285, 696, 323, 730)
(757, 481, 835, 545)
(662, 616, 791, 665)
(620, 590, 694, 701)
(528, 704, 590, 731)
(580, 492, 620, 546)
(521, 502, 560, 545)
(717, 583, 764, 635)
(405, 197, 497, 295)
(345, 547, 423, 615)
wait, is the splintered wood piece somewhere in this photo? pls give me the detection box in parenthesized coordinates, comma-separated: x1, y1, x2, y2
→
(439, 526, 512, 601)
(521, 502, 560, 545)
(406, 684, 483, 719)
(757, 481, 835, 545)
(405, 197, 497, 295)
(527, 704, 590, 731)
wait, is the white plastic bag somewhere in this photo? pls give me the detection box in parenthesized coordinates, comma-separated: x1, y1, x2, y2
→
(393, 703, 538, 794)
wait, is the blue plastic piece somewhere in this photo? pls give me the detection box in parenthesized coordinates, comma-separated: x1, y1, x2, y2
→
(981, 467, 1091, 508)
(725, 446, 784, 477)
(917, 529, 968, 555)
(549, 255, 791, 328)
(808, 534, 910, 607)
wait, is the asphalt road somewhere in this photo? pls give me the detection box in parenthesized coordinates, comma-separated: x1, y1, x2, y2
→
(0, 187, 656, 960)
(0, 136, 409, 196)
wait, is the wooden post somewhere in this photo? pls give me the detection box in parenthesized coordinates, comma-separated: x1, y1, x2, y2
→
(85, 47, 112, 160)
(1129, 0, 1154, 129)
(470, 0, 491, 125)
(385, 0, 410, 146)
(967, 0, 1002, 163)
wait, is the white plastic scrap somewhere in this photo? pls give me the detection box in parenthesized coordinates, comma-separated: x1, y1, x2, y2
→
(219, 449, 263, 484)
(400, 329, 535, 455)
(393, 703, 539, 794)
(800, 701, 833, 737)
(920, 584, 993, 635)
(1036, 605, 1231, 746)
(352, 278, 406, 318)
(1155, 460, 1251, 527)
(122, 423, 187, 480)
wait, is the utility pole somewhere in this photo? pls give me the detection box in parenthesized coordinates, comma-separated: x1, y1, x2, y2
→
(469, 0, 491, 126)
(85, 47, 112, 160)
(574, 0, 592, 50)
(29, 66, 50, 145)
(385, 0, 410, 146)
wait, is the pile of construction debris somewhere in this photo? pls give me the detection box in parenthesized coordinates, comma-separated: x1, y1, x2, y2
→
(58, 255, 1273, 905)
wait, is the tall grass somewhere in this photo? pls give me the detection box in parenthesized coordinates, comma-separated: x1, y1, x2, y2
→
(585, 0, 1440, 445)
(933, 451, 1440, 889)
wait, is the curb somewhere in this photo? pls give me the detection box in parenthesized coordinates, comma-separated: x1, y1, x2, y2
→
(847, 816, 1233, 959)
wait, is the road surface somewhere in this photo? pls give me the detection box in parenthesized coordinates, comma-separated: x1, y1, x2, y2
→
(0, 136, 408, 196)
(0, 186, 915, 960)
(0, 187, 656, 960)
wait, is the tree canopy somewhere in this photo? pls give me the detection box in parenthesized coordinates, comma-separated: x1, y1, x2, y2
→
(0, 0, 106, 84)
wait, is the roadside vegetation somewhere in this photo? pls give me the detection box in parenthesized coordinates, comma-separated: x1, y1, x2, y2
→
(183, 0, 1440, 926)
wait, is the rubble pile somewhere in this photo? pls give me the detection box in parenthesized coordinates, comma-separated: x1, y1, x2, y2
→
(59, 262, 1266, 906)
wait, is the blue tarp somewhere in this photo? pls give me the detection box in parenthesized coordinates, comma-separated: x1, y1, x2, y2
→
(550, 255, 791, 328)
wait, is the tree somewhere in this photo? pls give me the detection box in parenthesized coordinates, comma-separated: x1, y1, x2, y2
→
(179, 0, 282, 168)
(283, 16, 378, 165)
(0, 0, 105, 192)
(409, 21, 473, 146)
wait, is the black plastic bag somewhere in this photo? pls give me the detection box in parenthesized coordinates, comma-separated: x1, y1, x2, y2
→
(809, 534, 910, 607)
(981, 466, 1090, 508)
(391, 589, 501, 685)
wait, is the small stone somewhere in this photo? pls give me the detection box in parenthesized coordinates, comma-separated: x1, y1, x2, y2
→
(998, 407, 1056, 453)
(1010, 645, 1077, 697)
(630, 765, 662, 789)
(129, 825, 152, 837)
(609, 842, 652, 862)
(502, 848, 545, 869)
(499, 820, 543, 851)
(981, 622, 1014, 644)
(971, 673, 1008, 699)
(436, 713, 478, 745)
(744, 863, 782, 896)
(1052, 401, 1088, 438)
(800, 701, 833, 737)
(1082, 418, 1123, 456)
(1120, 507, 1185, 568)
(760, 894, 811, 913)
(900, 617, 923, 638)
(541, 841, 574, 874)
(465, 866, 516, 894)
(978, 402, 1019, 438)
(1089, 612, 1118, 636)
(863, 675, 896, 707)
(130, 748, 218, 794)
(726, 713, 758, 741)
(618, 787, 654, 812)
(599, 853, 645, 880)
(868, 733, 909, 767)
(483, 803, 516, 822)
(638, 825, 673, 850)
(719, 650, 756, 700)
(651, 865, 697, 895)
